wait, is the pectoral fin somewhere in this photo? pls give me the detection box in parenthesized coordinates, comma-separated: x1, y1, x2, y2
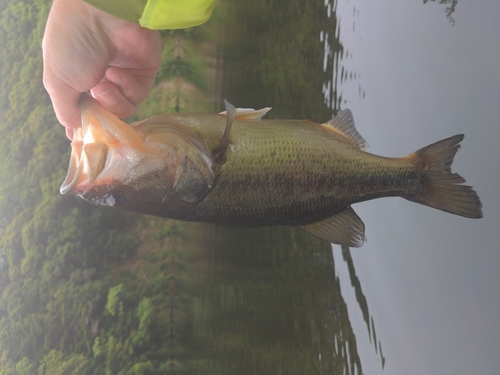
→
(212, 99, 236, 163)
(300, 207, 366, 247)
(172, 156, 213, 204)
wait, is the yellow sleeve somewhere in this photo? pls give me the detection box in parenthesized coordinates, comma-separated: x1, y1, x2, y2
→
(84, 0, 216, 30)
(140, 0, 216, 29)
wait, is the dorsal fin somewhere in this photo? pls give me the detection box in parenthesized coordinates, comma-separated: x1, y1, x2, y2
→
(299, 207, 366, 247)
(322, 109, 369, 150)
(212, 100, 235, 163)
(219, 106, 271, 120)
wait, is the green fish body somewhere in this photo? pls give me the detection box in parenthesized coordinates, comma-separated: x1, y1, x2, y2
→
(61, 95, 482, 246)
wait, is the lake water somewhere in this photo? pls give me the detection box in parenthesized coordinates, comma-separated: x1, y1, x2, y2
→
(181, 1, 500, 374)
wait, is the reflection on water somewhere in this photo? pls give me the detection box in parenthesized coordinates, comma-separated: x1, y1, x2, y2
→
(341, 246, 385, 367)
(192, 227, 362, 373)
(320, 0, 364, 110)
(219, 0, 337, 121)
(175, 0, 384, 373)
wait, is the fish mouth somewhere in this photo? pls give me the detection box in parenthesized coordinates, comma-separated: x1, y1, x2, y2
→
(60, 94, 145, 195)
(60, 131, 109, 195)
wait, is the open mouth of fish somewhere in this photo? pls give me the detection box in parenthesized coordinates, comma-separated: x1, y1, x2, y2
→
(60, 94, 145, 196)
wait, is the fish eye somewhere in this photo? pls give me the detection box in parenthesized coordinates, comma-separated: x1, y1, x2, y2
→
(110, 190, 129, 206)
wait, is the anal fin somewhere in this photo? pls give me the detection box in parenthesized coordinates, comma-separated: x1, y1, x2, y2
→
(299, 207, 366, 247)
(322, 109, 369, 150)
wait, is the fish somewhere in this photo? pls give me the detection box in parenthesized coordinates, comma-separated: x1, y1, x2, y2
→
(60, 94, 483, 247)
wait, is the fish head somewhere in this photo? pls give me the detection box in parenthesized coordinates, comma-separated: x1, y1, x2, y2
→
(60, 94, 215, 216)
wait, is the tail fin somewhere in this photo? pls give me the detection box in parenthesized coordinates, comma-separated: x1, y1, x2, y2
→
(407, 135, 482, 218)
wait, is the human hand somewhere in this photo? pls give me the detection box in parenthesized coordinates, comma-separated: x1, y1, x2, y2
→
(42, 0, 162, 139)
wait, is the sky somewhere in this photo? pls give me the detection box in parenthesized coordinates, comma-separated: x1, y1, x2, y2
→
(329, 1, 500, 374)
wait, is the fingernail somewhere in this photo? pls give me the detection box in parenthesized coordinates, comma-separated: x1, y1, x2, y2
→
(98, 89, 117, 106)
(66, 127, 74, 140)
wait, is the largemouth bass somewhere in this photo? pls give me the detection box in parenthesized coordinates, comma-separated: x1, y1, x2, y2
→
(61, 94, 482, 247)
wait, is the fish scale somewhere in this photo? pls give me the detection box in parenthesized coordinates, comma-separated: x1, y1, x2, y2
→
(195, 125, 421, 226)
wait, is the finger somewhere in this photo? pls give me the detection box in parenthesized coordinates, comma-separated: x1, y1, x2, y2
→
(66, 127, 74, 140)
(106, 66, 158, 105)
(91, 81, 137, 118)
(43, 74, 83, 129)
